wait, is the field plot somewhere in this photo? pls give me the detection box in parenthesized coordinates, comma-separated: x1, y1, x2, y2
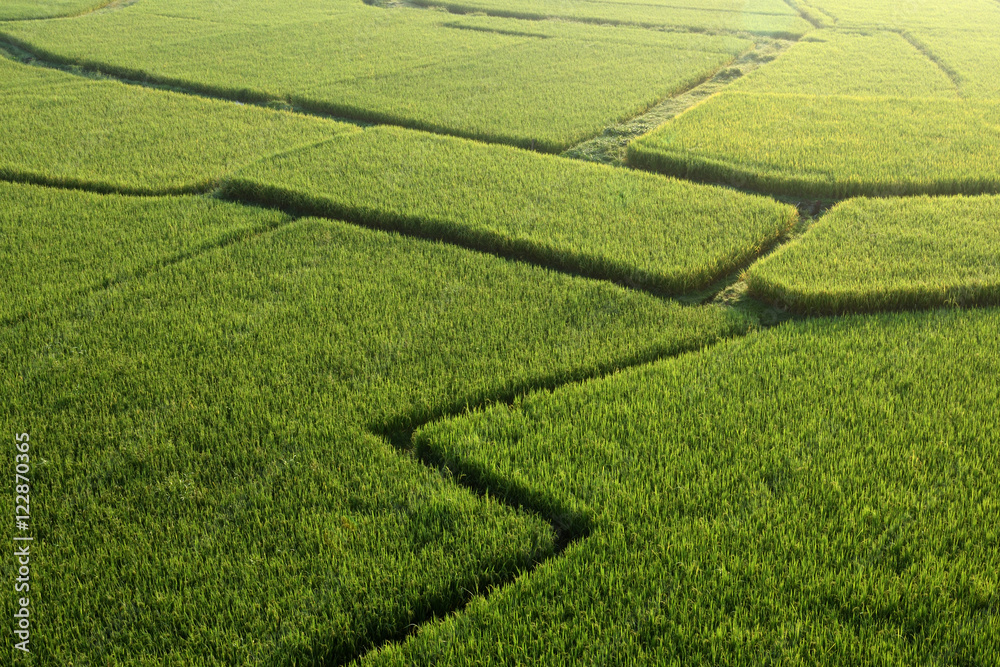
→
(5, 0, 1000, 663)
(0, 0, 107, 20)
(373, 308, 1000, 665)
(627, 13, 1000, 196)
(223, 126, 798, 294)
(412, 0, 816, 37)
(0, 0, 751, 151)
(788, 0, 1000, 30)
(728, 30, 958, 97)
(745, 195, 1000, 313)
(0, 182, 288, 323)
(910, 28, 1000, 99)
(1, 214, 747, 664)
(629, 92, 1000, 198)
(0, 56, 350, 193)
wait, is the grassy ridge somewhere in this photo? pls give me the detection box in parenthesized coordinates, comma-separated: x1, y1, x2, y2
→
(745, 195, 1000, 313)
(0, 57, 350, 193)
(222, 126, 798, 294)
(371, 309, 1000, 664)
(411, 0, 814, 37)
(0, 2, 750, 151)
(2, 214, 748, 664)
(0, 182, 289, 323)
(628, 92, 1000, 198)
(729, 30, 958, 97)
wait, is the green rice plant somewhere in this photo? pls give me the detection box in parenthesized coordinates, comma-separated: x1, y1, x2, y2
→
(729, 30, 958, 97)
(0, 2, 752, 151)
(0, 57, 352, 193)
(744, 195, 1000, 314)
(222, 126, 798, 294)
(411, 0, 815, 37)
(374, 308, 1000, 665)
(911, 28, 1000, 99)
(628, 92, 1000, 198)
(0, 0, 108, 20)
(447, 15, 753, 52)
(0, 182, 291, 324)
(1, 214, 748, 665)
(789, 0, 1000, 31)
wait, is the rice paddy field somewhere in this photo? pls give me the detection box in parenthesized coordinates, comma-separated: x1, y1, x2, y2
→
(2, 0, 998, 665)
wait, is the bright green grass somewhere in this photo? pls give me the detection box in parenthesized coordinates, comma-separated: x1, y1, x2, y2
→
(0, 0, 108, 20)
(628, 92, 1000, 197)
(745, 195, 1000, 313)
(1, 213, 748, 664)
(729, 30, 958, 97)
(411, 0, 815, 38)
(369, 308, 1000, 665)
(0, 182, 291, 324)
(0, 1, 750, 151)
(222, 126, 798, 294)
(0, 57, 350, 193)
(912, 28, 1000, 99)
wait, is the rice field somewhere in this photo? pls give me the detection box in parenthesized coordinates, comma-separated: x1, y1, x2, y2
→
(0, 0, 752, 151)
(728, 30, 958, 98)
(1, 206, 746, 664)
(0, 56, 350, 193)
(4, 0, 999, 663)
(910, 28, 1000, 99)
(628, 92, 1000, 198)
(0, 182, 288, 323)
(0, 0, 108, 20)
(222, 126, 798, 294)
(788, 0, 1000, 30)
(394, 308, 1000, 665)
(745, 195, 1000, 314)
(408, 0, 815, 38)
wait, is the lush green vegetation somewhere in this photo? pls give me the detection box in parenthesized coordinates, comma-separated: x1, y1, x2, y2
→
(0, 182, 288, 323)
(729, 30, 958, 97)
(5, 0, 999, 663)
(0, 1, 750, 151)
(788, 0, 1000, 30)
(0, 0, 107, 20)
(0, 56, 349, 193)
(629, 92, 1000, 197)
(371, 308, 1000, 664)
(412, 0, 815, 38)
(745, 195, 1000, 313)
(223, 126, 798, 294)
(1, 213, 746, 664)
(912, 28, 1000, 99)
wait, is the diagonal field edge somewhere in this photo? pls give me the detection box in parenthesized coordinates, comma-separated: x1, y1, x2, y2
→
(0, 211, 297, 328)
(0, 29, 729, 154)
(218, 176, 793, 298)
(404, 0, 812, 39)
(352, 331, 753, 666)
(0, 171, 791, 311)
(627, 141, 1000, 200)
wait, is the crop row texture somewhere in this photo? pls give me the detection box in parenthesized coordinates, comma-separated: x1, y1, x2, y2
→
(1, 188, 748, 663)
(222, 126, 799, 294)
(744, 195, 1000, 314)
(0, 56, 350, 193)
(383, 308, 1000, 664)
(629, 92, 1000, 198)
(0, 1, 751, 151)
